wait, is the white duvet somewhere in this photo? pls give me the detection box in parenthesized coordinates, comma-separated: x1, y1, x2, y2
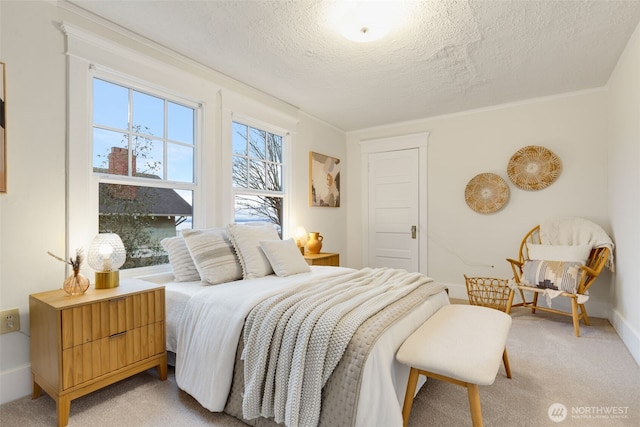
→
(170, 266, 449, 427)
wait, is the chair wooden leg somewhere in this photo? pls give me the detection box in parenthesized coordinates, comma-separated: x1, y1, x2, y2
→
(531, 292, 539, 314)
(571, 297, 580, 337)
(466, 383, 483, 427)
(579, 304, 591, 326)
(402, 367, 420, 427)
(502, 348, 512, 379)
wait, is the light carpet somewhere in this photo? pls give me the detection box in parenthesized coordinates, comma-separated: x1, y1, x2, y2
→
(1, 309, 638, 426)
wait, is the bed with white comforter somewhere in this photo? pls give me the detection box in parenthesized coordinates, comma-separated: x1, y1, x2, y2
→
(164, 266, 449, 427)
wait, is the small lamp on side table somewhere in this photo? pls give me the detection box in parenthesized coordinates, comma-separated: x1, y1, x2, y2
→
(294, 226, 308, 255)
(87, 233, 126, 289)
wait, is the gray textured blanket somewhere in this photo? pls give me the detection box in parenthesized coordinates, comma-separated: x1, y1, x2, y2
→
(240, 267, 442, 427)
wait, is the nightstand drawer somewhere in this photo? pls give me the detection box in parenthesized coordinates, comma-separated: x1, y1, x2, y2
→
(61, 289, 164, 349)
(61, 321, 165, 389)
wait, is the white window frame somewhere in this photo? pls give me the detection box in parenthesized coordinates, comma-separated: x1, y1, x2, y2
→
(64, 22, 215, 277)
(220, 91, 297, 237)
(230, 114, 289, 230)
(91, 71, 200, 269)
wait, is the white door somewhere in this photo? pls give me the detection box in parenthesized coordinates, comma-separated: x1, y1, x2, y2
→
(368, 149, 420, 271)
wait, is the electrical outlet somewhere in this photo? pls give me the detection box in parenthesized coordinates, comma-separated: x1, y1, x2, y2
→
(0, 308, 20, 334)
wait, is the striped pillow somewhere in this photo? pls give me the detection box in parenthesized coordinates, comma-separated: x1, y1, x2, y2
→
(161, 237, 200, 282)
(182, 228, 243, 285)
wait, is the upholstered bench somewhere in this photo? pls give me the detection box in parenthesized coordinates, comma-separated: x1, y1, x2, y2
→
(396, 304, 512, 427)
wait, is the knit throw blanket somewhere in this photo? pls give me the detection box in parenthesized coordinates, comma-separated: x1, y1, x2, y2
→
(241, 267, 435, 427)
(540, 216, 615, 272)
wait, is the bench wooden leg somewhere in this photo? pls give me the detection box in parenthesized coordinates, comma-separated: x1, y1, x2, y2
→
(402, 367, 420, 427)
(467, 383, 483, 427)
(502, 348, 512, 379)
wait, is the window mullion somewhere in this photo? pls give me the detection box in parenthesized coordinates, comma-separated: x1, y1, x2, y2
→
(164, 99, 168, 181)
(128, 87, 134, 177)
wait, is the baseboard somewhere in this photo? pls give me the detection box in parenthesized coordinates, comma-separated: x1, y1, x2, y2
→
(610, 309, 640, 366)
(0, 363, 32, 405)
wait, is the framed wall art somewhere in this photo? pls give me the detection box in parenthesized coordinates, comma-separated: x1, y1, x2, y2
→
(1, 62, 5, 193)
(309, 151, 340, 207)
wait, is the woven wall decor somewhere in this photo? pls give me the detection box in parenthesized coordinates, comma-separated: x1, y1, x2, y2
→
(507, 145, 562, 191)
(464, 173, 510, 214)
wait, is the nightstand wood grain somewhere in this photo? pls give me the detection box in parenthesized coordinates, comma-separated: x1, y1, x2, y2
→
(29, 280, 167, 427)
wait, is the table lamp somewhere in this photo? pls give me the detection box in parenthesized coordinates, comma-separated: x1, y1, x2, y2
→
(293, 226, 308, 255)
(87, 233, 126, 289)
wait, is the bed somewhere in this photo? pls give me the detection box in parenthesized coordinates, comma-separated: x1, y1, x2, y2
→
(157, 224, 450, 427)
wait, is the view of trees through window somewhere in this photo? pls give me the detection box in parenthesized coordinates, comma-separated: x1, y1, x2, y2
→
(232, 121, 284, 234)
(93, 78, 195, 269)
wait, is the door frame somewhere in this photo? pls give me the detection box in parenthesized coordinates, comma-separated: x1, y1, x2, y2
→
(360, 132, 430, 274)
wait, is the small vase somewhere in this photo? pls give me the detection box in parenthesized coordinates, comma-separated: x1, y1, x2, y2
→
(307, 232, 323, 254)
(63, 268, 90, 296)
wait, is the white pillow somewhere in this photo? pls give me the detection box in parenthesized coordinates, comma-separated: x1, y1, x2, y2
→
(182, 228, 242, 285)
(527, 243, 591, 264)
(227, 223, 281, 279)
(160, 237, 201, 282)
(260, 239, 311, 277)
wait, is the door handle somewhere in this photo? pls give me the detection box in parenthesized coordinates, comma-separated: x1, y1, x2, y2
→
(411, 225, 417, 239)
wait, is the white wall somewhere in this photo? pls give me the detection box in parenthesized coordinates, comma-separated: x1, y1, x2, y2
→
(346, 90, 611, 314)
(0, 0, 68, 404)
(293, 112, 347, 259)
(607, 21, 640, 365)
(0, 1, 346, 404)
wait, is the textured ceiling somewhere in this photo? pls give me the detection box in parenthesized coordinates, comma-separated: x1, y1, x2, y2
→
(67, 1, 640, 131)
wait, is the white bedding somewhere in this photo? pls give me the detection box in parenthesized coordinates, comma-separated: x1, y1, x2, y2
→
(165, 266, 449, 427)
(165, 280, 205, 353)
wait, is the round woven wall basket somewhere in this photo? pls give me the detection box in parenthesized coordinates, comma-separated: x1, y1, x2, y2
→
(507, 145, 562, 191)
(464, 173, 510, 214)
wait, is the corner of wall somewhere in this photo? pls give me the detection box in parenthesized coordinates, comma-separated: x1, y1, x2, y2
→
(610, 309, 640, 366)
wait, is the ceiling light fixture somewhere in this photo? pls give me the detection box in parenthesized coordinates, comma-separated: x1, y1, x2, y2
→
(332, 0, 404, 43)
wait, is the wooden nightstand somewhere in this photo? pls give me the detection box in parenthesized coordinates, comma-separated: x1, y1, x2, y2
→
(303, 252, 340, 266)
(29, 280, 167, 427)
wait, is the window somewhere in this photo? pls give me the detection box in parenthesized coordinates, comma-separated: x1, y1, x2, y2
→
(92, 77, 198, 269)
(231, 120, 285, 234)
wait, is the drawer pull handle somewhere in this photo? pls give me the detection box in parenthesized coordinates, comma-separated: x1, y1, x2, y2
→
(110, 331, 127, 338)
(109, 297, 127, 303)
